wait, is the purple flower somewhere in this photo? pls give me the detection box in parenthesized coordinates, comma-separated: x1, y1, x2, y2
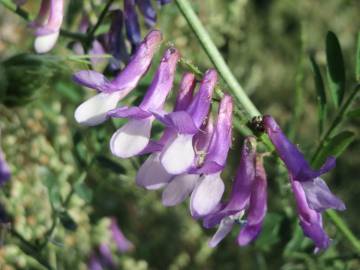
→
(136, 72, 197, 190)
(189, 94, 233, 217)
(263, 115, 345, 212)
(156, 69, 218, 174)
(0, 147, 11, 186)
(72, 14, 107, 69)
(202, 137, 267, 247)
(88, 254, 104, 270)
(124, 0, 171, 50)
(107, 47, 180, 158)
(136, 0, 157, 27)
(30, 0, 64, 53)
(73, 30, 162, 126)
(157, 94, 233, 218)
(110, 218, 134, 252)
(103, 10, 130, 72)
(161, 115, 214, 207)
(87, 243, 115, 270)
(291, 178, 331, 251)
(124, 0, 142, 51)
(263, 115, 345, 250)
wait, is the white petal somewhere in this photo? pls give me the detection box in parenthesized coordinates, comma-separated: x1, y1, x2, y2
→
(160, 134, 195, 174)
(74, 92, 121, 126)
(190, 173, 225, 217)
(162, 174, 199, 206)
(34, 32, 59, 54)
(136, 153, 173, 190)
(209, 217, 234, 247)
(110, 118, 153, 158)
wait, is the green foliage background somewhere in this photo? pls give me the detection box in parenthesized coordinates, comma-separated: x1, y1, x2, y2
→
(0, 0, 359, 269)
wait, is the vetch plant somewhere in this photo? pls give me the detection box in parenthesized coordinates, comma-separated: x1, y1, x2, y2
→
(0, 0, 359, 269)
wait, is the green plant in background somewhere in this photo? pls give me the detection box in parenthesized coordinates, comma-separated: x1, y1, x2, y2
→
(0, 0, 359, 269)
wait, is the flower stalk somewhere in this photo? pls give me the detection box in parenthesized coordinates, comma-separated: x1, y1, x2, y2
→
(174, 0, 260, 118)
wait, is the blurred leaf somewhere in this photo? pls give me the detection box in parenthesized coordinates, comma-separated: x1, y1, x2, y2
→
(0, 63, 8, 102)
(73, 131, 89, 167)
(59, 212, 77, 231)
(284, 223, 312, 256)
(326, 31, 346, 107)
(310, 54, 327, 135)
(255, 213, 283, 251)
(74, 182, 93, 203)
(55, 82, 82, 103)
(346, 108, 360, 118)
(95, 155, 126, 174)
(313, 131, 355, 168)
(356, 32, 360, 81)
(41, 169, 63, 210)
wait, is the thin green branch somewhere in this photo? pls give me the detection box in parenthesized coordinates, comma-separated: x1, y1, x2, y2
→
(309, 84, 360, 253)
(175, 0, 260, 118)
(87, 0, 114, 39)
(10, 228, 53, 270)
(311, 84, 360, 163)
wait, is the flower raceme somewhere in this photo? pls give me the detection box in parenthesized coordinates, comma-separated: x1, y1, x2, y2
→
(30, 0, 64, 54)
(72, 29, 346, 251)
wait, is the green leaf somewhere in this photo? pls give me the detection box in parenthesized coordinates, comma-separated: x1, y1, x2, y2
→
(356, 32, 360, 81)
(310, 55, 327, 135)
(95, 155, 126, 174)
(41, 168, 62, 210)
(313, 131, 355, 168)
(74, 182, 93, 203)
(347, 107, 360, 118)
(255, 213, 283, 251)
(326, 31, 346, 107)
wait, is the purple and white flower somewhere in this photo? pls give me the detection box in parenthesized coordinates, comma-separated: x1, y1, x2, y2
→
(136, 72, 197, 190)
(30, 0, 64, 54)
(107, 46, 180, 158)
(203, 137, 268, 247)
(156, 69, 218, 175)
(263, 115, 345, 250)
(73, 30, 162, 126)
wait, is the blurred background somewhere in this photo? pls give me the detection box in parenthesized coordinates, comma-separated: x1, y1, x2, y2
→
(0, 0, 359, 269)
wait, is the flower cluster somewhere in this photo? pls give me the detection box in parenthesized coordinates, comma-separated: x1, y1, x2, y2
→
(88, 218, 134, 270)
(73, 30, 345, 251)
(26, 0, 171, 55)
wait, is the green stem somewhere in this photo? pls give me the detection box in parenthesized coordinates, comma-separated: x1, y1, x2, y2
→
(175, 0, 260, 117)
(309, 84, 360, 253)
(325, 210, 360, 253)
(11, 229, 53, 270)
(311, 84, 360, 163)
(0, 0, 87, 41)
(87, 0, 114, 39)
